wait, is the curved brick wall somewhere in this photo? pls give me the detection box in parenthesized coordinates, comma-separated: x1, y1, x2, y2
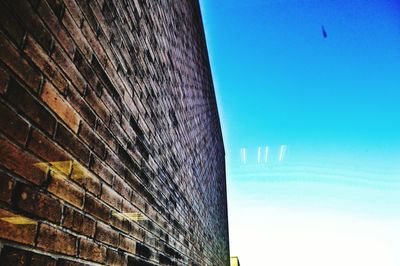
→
(0, 0, 229, 265)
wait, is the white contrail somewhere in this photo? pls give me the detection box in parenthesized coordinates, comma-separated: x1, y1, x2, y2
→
(265, 146, 269, 162)
(279, 145, 287, 162)
(240, 148, 247, 164)
(257, 147, 261, 163)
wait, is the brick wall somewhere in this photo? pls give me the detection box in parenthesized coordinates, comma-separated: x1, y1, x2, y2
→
(0, 0, 229, 265)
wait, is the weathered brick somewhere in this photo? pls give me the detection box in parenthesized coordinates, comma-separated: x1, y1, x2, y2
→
(0, 208, 37, 245)
(4, 0, 53, 52)
(113, 176, 132, 200)
(41, 80, 80, 133)
(55, 124, 90, 166)
(101, 183, 122, 210)
(106, 249, 127, 266)
(51, 43, 86, 94)
(14, 182, 62, 223)
(48, 169, 85, 209)
(90, 155, 114, 184)
(0, 101, 30, 145)
(84, 194, 110, 222)
(37, 223, 76, 256)
(6, 78, 56, 135)
(66, 87, 96, 127)
(79, 238, 106, 263)
(0, 136, 46, 185)
(63, 207, 95, 237)
(61, 7, 92, 61)
(119, 234, 136, 253)
(71, 161, 101, 196)
(84, 86, 109, 123)
(0, 33, 42, 93)
(36, 0, 74, 57)
(95, 222, 119, 246)
(0, 1, 229, 264)
(78, 122, 105, 159)
(28, 128, 70, 165)
(23, 34, 68, 93)
(96, 121, 118, 152)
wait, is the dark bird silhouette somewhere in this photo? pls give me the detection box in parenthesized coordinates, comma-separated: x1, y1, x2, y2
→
(322, 25, 328, 38)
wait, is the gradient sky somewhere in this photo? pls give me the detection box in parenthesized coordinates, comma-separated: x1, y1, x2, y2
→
(199, 0, 400, 265)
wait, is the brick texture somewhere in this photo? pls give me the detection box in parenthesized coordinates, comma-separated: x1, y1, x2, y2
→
(0, 0, 229, 265)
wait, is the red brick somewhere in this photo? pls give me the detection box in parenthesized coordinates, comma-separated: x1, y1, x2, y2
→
(66, 87, 96, 127)
(55, 124, 90, 166)
(36, 0, 75, 58)
(23, 34, 68, 93)
(84, 86, 109, 123)
(71, 161, 101, 196)
(0, 173, 14, 204)
(5, 78, 56, 135)
(109, 211, 130, 234)
(105, 148, 126, 177)
(0, 136, 46, 185)
(62, 9, 92, 61)
(0, 101, 30, 145)
(90, 155, 114, 184)
(101, 184, 123, 210)
(113, 175, 132, 200)
(119, 234, 136, 253)
(106, 249, 127, 266)
(78, 122, 106, 159)
(41, 80, 80, 133)
(95, 222, 119, 246)
(79, 238, 106, 263)
(51, 43, 86, 94)
(63, 207, 95, 237)
(14, 182, 62, 223)
(96, 121, 118, 152)
(84, 194, 110, 222)
(4, 0, 53, 52)
(0, 32, 41, 93)
(48, 169, 85, 209)
(28, 128, 70, 163)
(0, 208, 38, 245)
(37, 223, 77, 256)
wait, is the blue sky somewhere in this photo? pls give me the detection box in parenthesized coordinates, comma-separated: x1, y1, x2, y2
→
(199, 0, 400, 265)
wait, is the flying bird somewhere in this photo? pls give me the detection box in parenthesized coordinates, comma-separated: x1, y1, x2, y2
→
(321, 25, 328, 38)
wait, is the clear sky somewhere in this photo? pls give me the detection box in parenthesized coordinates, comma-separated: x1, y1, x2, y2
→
(199, 0, 400, 265)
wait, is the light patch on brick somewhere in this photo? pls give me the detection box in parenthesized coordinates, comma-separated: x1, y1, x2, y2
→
(112, 211, 146, 222)
(0, 216, 37, 225)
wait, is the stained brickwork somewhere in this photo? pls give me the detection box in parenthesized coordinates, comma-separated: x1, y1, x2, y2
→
(0, 0, 229, 265)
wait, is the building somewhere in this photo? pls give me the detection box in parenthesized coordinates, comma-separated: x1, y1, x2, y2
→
(0, 0, 229, 265)
(230, 256, 241, 266)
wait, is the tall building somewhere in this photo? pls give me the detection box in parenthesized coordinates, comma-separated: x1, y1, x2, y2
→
(0, 0, 229, 265)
